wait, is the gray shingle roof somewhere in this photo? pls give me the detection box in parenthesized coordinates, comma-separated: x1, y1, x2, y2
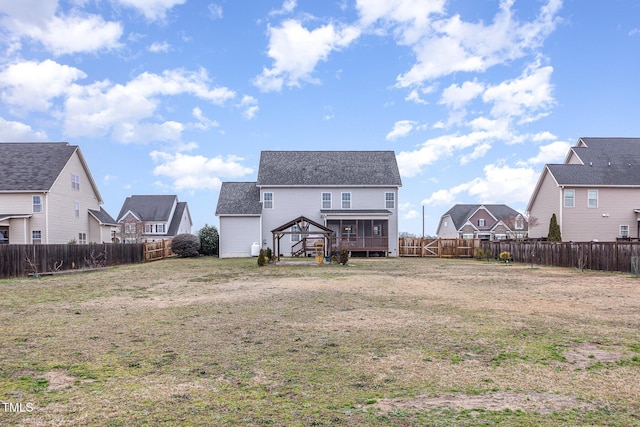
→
(167, 202, 189, 235)
(0, 142, 78, 191)
(117, 195, 178, 222)
(549, 137, 640, 186)
(89, 207, 117, 225)
(256, 151, 402, 187)
(215, 182, 262, 216)
(443, 204, 522, 230)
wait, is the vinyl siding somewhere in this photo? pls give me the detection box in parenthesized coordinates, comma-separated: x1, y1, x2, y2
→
(561, 187, 640, 241)
(528, 170, 560, 239)
(436, 214, 459, 238)
(260, 186, 399, 256)
(46, 153, 102, 244)
(219, 216, 261, 258)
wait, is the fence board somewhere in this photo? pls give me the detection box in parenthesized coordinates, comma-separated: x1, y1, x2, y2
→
(0, 243, 144, 279)
(482, 240, 640, 273)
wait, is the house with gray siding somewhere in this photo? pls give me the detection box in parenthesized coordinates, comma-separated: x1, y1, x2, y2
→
(116, 195, 192, 243)
(437, 204, 527, 240)
(527, 137, 640, 241)
(0, 142, 117, 244)
(215, 151, 402, 258)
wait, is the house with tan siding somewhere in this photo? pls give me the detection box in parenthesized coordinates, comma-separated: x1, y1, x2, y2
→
(527, 137, 640, 241)
(216, 151, 402, 258)
(0, 142, 117, 244)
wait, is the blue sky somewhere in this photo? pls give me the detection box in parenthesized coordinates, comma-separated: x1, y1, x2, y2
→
(1, 0, 639, 236)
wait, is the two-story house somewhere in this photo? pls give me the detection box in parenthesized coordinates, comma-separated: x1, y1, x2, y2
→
(0, 142, 117, 244)
(215, 151, 402, 258)
(116, 195, 192, 243)
(527, 137, 640, 241)
(436, 204, 527, 240)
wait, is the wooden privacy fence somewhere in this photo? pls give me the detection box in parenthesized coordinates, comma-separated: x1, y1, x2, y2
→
(143, 239, 174, 262)
(483, 240, 640, 273)
(0, 243, 144, 279)
(399, 238, 481, 258)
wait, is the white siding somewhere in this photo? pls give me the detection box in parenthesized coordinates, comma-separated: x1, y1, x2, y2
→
(260, 186, 400, 256)
(436, 214, 459, 238)
(219, 216, 261, 258)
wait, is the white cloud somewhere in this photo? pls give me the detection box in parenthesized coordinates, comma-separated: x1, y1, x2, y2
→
(0, 117, 47, 140)
(422, 161, 539, 207)
(356, 0, 446, 44)
(237, 95, 259, 119)
(525, 140, 571, 165)
(0, 1, 123, 55)
(483, 61, 555, 121)
(150, 151, 254, 191)
(114, 0, 187, 22)
(270, 0, 297, 16)
(403, 210, 419, 220)
(64, 68, 236, 143)
(148, 41, 171, 53)
(191, 107, 219, 130)
(386, 120, 417, 141)
(0, 59, 86, 112)
(397, 131, 500, 177)
(439, 79, 485, 110)
(208, 3, 223, 20)
(392, 0, 562, 87)
(253, 19, 361, 92)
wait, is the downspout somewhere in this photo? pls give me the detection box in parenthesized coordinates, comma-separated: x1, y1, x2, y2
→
(44, 192, 49, 244)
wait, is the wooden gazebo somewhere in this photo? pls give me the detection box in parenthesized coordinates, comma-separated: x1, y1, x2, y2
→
(271, 216, 334, 261)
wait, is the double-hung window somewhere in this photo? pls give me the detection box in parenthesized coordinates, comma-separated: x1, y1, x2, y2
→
(620, 225, 630, 238)
(322, 192, 332, 209)
(291, 225, 301, 242)
(145, 224, 153, 234)
(564, 189, 575, 208)
(156, 224, 165, 233)
(32, 230, 42, 244)
(385, 192, 395, 209)
(71, 173, 80, 191)
(478, 219, 486, 227)
(341, 192, 351, 209)
(588, 189, 598, 208)
(263, 192, 273, 209)
(78, 233, 87, 244)
(74, 201, 80, 218)
(33, 195, 42, 213)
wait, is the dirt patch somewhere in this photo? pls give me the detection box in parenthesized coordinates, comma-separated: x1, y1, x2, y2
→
(372, 391, 596, 414)
(563, 342, 623, 369)
(42, 370, 93, 391)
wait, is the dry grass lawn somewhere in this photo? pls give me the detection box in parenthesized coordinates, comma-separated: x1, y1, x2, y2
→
(0, 256, 639, 426)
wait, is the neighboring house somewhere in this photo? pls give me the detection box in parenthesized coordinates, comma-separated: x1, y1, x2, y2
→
(527, 137, 640, 242)
(0, 142, 118, 244)
(437, 204, 528, 240)
(215, 151, 402, 258)
(116, 195, 192, 243)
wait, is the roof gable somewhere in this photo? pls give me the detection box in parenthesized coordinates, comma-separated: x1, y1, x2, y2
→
(117, 195, 178, 222)
(443, 204, 523, 230)
(215, 182, 261, 216)
(256, 151, 402, 187)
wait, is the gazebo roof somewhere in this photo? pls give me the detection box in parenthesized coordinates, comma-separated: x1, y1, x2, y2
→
(271, 215, 333, 234)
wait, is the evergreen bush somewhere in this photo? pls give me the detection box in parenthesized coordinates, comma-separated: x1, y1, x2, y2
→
(171, 233, 201, 257)
(547, 213, 562, 242)
(257, 249, 266, 266)
(198, 224, 219, 256)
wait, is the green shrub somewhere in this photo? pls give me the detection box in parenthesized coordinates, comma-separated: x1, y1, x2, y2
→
(171, 234, 201, 257)
(257, 249, 266, 267)
(266, 247, 272, 261)
(338, 247, 349, 265)
(499, 251, 512, 263)
(475, 248, 484, 260)
(198, 224, 219, 256)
